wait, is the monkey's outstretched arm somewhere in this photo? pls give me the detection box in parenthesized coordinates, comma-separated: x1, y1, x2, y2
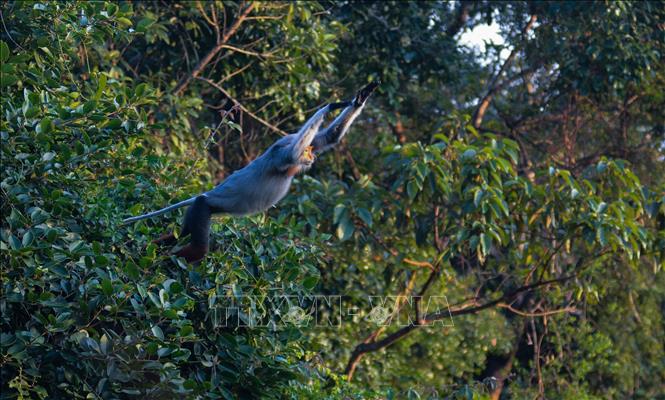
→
(311, 81, 379, 154)
(290, 103, 344, 160)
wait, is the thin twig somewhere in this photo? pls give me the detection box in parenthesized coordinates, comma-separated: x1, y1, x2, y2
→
(174, 2, 255, 95)
(497, 303, 578, 317)
(197, 76, 288, 136)
(473, 15, 537, 128)
(0, 9, 24, 50)
(220, 43, 270, 58)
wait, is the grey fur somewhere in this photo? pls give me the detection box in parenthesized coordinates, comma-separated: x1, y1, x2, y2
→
(123, 82, 377, 224)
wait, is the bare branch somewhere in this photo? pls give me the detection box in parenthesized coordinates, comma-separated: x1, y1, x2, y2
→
(345, 273, 575, 379)
(174, 2, 255, 95)
(219, 44, 271, 58)
(0, 8, 23, 50)
(197, 77, 288, 136)
(217, 60, 256, 85)
(473, 15, 537, 128)
(497, 303, 579, 317)
(343, 246, 614, 382)
(195, 1, 216, 27)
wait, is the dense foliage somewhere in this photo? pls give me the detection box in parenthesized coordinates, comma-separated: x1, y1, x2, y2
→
(1, 1, 663, 399)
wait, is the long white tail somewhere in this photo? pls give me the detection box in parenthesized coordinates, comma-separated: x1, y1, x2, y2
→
(122, 196, 197, 224)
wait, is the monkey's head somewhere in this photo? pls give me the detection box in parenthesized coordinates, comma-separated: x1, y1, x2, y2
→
(293, 146, 316, 174)
(271, 137, 316, 172)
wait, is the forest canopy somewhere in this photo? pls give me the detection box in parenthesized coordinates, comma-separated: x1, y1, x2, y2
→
(1, 1, 664, 399)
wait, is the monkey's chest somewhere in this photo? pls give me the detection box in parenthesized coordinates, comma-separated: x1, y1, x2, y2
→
(286, 165, 303, 177)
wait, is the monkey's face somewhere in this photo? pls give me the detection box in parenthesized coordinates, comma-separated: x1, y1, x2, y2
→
(294, 146, 315, 172)
(301, 146, 315, 165)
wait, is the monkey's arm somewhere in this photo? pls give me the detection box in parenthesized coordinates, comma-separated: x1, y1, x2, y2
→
(311, 81, 379, 154)
(290, 103, 340, 161)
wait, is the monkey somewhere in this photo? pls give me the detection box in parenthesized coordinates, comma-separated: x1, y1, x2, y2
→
(123, 81, 379, 262)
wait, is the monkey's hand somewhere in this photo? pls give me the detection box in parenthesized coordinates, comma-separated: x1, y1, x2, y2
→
(328, 101, 353, 110)
(354, 80, 380, 106)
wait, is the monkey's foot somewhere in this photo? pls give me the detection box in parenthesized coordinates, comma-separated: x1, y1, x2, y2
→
(175, 244, 208, 263)
(152, 232, 177, 247)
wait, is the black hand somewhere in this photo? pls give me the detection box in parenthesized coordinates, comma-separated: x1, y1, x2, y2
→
(354, 80, 380, 106)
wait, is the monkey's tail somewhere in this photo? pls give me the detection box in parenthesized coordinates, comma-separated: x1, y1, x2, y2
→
(122, 196, 197, 224)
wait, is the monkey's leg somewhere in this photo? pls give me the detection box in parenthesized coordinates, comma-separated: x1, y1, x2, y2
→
(175, 195, 212, 263)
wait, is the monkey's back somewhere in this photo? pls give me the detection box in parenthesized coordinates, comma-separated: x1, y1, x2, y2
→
(204, 154, 294, 216)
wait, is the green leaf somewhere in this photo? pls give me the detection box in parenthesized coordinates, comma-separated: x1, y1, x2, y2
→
(106, 3, 118, 16)
(136, 17, 155, 33)
(101, 279, 113, 296)
(0, 41, 9, 63)
(117, 17, 132, 28)
(336, 216, 354, 241)
(597, 202, 608, 213)
(504, 147, 519, 164)
(148, 291, 162, 308)
(106, 119, 122, 129)
(1, 74, 18, 87)
(179, 325, 194, 337)
(82, 100, 97, 114)
(21, 231, 33, 247)
(333, 204, 346, 225)
(597, 161, 608, 173)
(37, 117, 52, 134)
(596, 227, 607, 246)
(152, 325, 164, 340)
(474, 189, 483, 207)
(95, 74, 107, 100)
(407, 180, 419, 200)
(302, 276, 318, 290)
(24, 106, 39, 118)
(134, 83, 148, 97)
(480, 233, 492, 256)
(357, 208, 373, 227)
(100, 334, 110, 354)
(461, 149, 477, 161)
(9, 235, 21, 250)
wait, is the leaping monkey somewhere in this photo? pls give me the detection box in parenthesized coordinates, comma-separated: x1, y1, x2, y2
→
(124, 81, 379, 262)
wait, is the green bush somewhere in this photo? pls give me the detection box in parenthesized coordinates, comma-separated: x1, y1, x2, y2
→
(0, 2, 329, 398)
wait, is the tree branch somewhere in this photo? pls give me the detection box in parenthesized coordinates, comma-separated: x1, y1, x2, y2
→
(497, 303, 579, 317)
(345, 253, 445, 380)
(344, 273, 577, 380)
(197, 77, 288, 136)
(473, 14, 537, 128)
(174, 2, 255, 95)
